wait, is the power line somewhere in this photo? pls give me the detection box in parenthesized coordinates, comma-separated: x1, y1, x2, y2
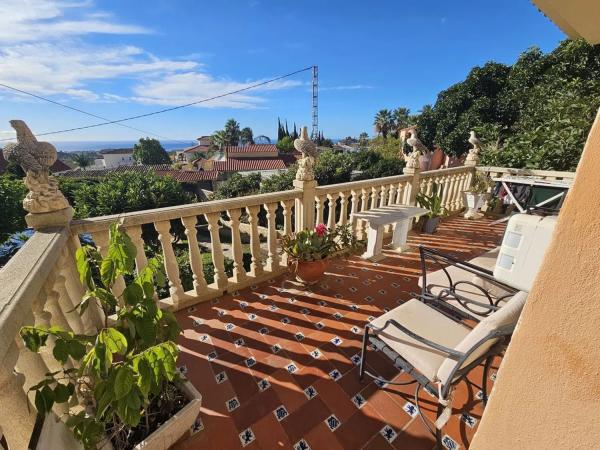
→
(0, 66, 313, 141)
(0, 83, 191, 144)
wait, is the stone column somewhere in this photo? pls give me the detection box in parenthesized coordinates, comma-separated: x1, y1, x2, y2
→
(293, 126, 318, 231)
(403, 165, 421, 206)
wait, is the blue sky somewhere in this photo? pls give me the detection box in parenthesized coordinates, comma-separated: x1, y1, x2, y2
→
(0, 0, 565, 143)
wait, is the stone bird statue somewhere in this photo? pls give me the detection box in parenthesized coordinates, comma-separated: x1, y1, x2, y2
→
(294, 126, 317, 158)
(406, 129, 429, 155)
(468, 130, 483, 151)
(3, 120, 57, 175)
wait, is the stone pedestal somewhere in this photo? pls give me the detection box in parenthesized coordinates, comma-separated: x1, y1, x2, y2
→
(25, 206, 74, 229)
(294, 179, 317, 231)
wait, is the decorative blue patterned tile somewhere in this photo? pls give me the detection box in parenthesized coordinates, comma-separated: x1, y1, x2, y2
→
(251, 285, 258, 290)
(402, 277, 411, 282)
(271, 343, 282, 354)
(288, 297, 297, 303)
(362, 280, 371, 286)
(207, 351, 218, 361)
(460, 412, 477, 429)
(335, 278, 343, 284)
(330, 336, 343, 346)
(226, 396, 240, 412)
(268, 304, 279, 311)
(380, 424, 397, 443)
(391, 282, 400, 288)
(211, 298, 220, 305)
(273, 405, 289, 422)
(281, 317, 291, 325)
(286, 362, 299, 374)
(217, 310, 226, 318)
(350, 354, 362, 365)
(364, 296, 374, 303)
(225, 322, 236, 331)
(374, 274, 384, 280)
(334, 293, 343, 299)
(259, 294, 267, 300)
(475, 390, 485, 400)
(239, 427, 256, 447)
(309, 348, 322, 359)
(293, 438, 310, 450)
(333, 312, 343, 320)
(191, 416, 204, 434)
(239, 301, 248, 309)
(350, 304, 359, 311)
(378, 289, 387, 295)
(350, 326, 361, 334)
(374, 379, 387, 388)
(245, 357, 257, 368)
(383, 307, 390, 313)
(328, 369, 342, 381)
(490, 372, 497, 381)
(177, 365, 188, 376)
(325, 414, 341, 431)
(248, 313, 258, 321)
(257, 378, 271, 392)
(192, 318, 203, 327)
(315, 321, 325, 330)
(295, 332, 305, 342)
(215, 371, 227, 384)
(351, 393, 366, 409)
(234, 338, 245, 348)
(361, 267, 369, 272)
(367, 316, 375, 322)
(304, 385, 318, 399)
(317, 300, 328, 307)
(349, 287, 358, 293)
(258, 327, 270, 335)
(403, 401, 418, 418)
(187, 306, 197, 313)
(441, 434, 460, 450)
(300, 308, 311, 315)
(198, 334, 211, 343)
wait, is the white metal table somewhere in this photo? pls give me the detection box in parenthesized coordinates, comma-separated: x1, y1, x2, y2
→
(352, 205, 429, 262)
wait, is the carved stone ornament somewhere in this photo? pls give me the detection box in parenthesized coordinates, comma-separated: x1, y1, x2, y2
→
(404, 150, 421, 169)
(3, 120, 70, 214)
(466, 130, 483, 162)
(294, 126, 317, 182)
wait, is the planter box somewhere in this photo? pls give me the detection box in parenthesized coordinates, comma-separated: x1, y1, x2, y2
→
(463, 192, 489, 219)
(133, 381, 202, 450)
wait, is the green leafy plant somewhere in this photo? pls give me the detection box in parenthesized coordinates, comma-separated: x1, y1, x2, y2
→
(280, 224, 364, 263)
(468, 173, 493, 194)
(19, 224, 183, 449)
(416, 183, 446, 218)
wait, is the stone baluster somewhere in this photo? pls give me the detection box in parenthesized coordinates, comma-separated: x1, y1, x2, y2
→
(350, 190, 359, 234)
(356, 188, 369, 239)
(154, 220, 185, 306)
(451, 174, 463, 211)
(43, 271, 72, 333)
(55, 252, 86, 335)
(246, 205, 263, 277)
(0, 342, 38, 450)
(227, 208, 248, 285)
(370, 186, 379, 210)
(264, 202, 280, 272)
(16, 311, 52, 403)
(338, 192, 348, 226)
(445, 174, 457, 211)
(280, 200, 294, 267)
(327, 194, 337, 229)
(440, 175, 451, 211)
(204, 212, 227, 290)
(181, 216, 208, 295)
(92, 229, 126, 302)
(388, 183, 397, 206)
(127, 225, 159, 303)
(315, 195, 326, 226)
(396, 182, 406, 204)
(378, 185, 387, 207)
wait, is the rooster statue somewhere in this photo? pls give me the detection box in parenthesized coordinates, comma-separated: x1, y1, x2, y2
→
(3, 120, 70, 216)
(466, 130, 483, 163)
(404, 129, 430, 169)
(294, 126, 317, 181)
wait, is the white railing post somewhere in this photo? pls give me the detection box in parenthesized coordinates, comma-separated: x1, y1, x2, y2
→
(293, 126, 317, 231)
(403, 165, 421, 206)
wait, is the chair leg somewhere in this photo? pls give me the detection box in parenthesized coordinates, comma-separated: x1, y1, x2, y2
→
(482, 355, 493, 405)
(435, 402, 444, 449)
(359, 326, 369, 381)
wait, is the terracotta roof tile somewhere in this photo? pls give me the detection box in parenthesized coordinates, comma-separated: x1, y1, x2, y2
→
(0, 149, 71, 174)
(224, 144, 278, 155)
(155, 170, 219, 182)
(213, 158, 287, 172)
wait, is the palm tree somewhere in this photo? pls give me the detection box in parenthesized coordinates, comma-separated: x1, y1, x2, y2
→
(210, 130, 226, 151)
(392, 107, 411, 137)
(72, 152, 92, 170)
(373, 109, 393, 138)
(223, 119, 241, 146)
(240, 127, 254, 146)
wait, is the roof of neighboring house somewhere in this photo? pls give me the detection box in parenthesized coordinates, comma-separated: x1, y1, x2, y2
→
(182, 144, 210, 154)
(225, 144, 279, 155)
(279, 152, 302, 166)
(213, 158, 287, 172)
(155, 170, 219, 182)
(0, 149, 71, 174)
(99, 148, 134, 155)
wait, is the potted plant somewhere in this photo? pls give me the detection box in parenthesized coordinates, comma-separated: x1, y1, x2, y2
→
(463, 173, 492, 219)
(20, 224, 201, 450)
(280, 223, 364, 285)
(416, 183, 446, 234)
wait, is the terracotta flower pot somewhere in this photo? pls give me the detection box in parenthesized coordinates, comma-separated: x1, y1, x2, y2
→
(294, 259, 328, 285)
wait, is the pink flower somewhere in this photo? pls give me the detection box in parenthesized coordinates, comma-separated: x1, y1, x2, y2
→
(315, 223, 327, 236)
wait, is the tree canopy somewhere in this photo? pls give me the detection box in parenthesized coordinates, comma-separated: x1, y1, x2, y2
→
(132, 138, 171, 165)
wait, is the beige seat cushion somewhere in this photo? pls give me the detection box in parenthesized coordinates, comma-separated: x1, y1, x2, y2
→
(437, 291, 528, 387)
(370, 299, 471, 381)
(418, 247, 513, 316)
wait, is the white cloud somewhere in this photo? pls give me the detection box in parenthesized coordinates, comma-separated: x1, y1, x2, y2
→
(0, 0, 300, 109)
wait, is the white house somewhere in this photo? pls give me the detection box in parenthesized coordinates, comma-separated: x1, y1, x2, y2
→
(94, 148, 135, 169)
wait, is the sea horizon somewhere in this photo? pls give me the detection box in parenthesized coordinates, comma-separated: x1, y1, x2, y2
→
(49, 140, 197, 153)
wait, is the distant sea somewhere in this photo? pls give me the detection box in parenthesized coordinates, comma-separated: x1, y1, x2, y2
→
(50, 140, 196, 153)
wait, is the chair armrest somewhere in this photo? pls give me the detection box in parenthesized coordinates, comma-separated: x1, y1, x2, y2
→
(367, 318, 465, 359)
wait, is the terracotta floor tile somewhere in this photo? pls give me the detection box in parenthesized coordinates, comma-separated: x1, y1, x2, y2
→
(174, 216, 505, 450)
(280, 397, 331, 443)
